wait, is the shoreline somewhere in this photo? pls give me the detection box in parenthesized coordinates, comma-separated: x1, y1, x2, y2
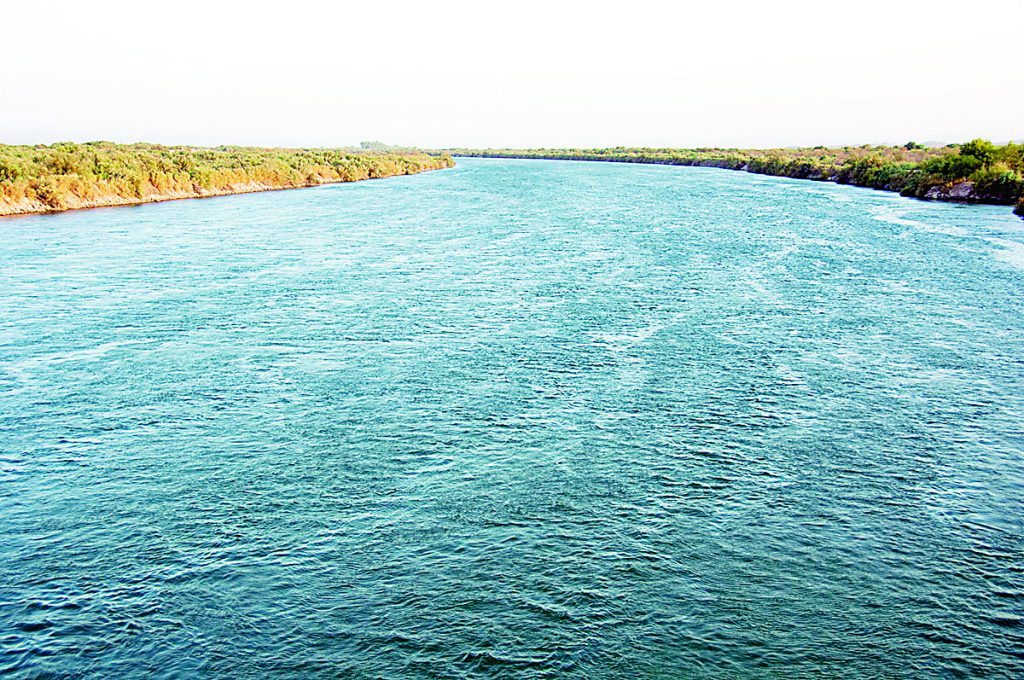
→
(0, 165, 452, 219)
(453, 151, 1024, 220)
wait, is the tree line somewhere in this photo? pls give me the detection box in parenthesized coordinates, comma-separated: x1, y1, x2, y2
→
(450, 141, 1024, 217)
(0, 142, 454, 214)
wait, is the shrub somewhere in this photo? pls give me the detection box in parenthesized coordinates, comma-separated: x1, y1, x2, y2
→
(971, 164, 1024, 203)
(959, 138, 997, 165)
(31, 177, 66, 209)
(920, 153, 984, 181)
(0, 160, 23, 182)
(0, 142, 453, 214)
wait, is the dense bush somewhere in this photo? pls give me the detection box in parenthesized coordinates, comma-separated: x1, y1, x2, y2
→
(959, 139, 998, 165)
(971, 163, 1024, 202)
(0, 142, 453, 214)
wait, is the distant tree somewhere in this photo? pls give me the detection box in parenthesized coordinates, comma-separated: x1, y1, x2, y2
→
(360, 141, 396, 151)
(959, 139, 997, 165)
(904, 141, 925, 150)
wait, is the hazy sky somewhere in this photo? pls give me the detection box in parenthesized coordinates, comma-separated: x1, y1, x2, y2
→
(4, 0, 1022, 149)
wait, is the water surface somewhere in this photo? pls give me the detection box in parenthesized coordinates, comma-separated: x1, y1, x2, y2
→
(2, 158, 1023, 677)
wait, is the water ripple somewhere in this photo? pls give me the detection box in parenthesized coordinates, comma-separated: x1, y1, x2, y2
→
(1, 160, 1023, 678)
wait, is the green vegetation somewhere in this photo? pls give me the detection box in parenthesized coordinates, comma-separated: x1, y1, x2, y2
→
(0, 142, 453, 215)
(6, 140, 1019, 219)
(452, 140, 1024, 217)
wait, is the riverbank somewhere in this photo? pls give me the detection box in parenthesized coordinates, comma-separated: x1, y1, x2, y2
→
(450, 142, 1024, 219)
(0, 143, 454, 217)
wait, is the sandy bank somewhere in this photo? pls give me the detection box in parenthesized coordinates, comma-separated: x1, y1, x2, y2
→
(0, 167, 451, 218)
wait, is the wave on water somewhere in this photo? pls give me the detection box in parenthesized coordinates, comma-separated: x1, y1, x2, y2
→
(988, 237, 1024, 270)
(869, 204, 971, 237)
(1, 157, 1022, 679)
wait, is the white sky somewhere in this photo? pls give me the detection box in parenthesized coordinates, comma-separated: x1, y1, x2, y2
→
(3, 0, 1022, 149)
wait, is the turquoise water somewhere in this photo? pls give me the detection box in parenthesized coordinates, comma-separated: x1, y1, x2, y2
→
(2, 157, 1023, 678)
